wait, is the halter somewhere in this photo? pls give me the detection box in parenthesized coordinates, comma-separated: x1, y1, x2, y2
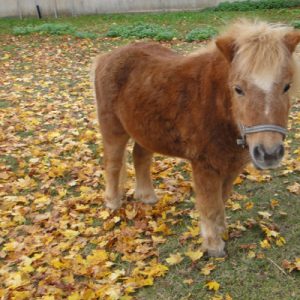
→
(236, 124, 288, 148)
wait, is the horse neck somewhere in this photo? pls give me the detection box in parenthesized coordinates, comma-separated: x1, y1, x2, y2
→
(189, 49, 234, 122)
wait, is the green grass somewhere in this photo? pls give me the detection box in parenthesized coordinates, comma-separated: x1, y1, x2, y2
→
(185, 27, 218, 42)
(209, 0, 300, 11)
(12, 23, 99, 39)
(136, 173, 300, 300)
(1, 8, 300, 38)
(105, 23, 177, 41)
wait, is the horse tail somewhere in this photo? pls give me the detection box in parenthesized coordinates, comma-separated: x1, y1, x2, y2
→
(90, 53, 108, 105)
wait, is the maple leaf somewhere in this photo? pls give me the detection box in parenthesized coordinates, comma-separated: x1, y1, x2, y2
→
(99, 210, 110, 220)
(166, 253, 183, 265)
(205, 280, 220, 291)
(287, 182, 300, 194)
(201, 263, 216, 275)
(68, 292, 80, 300)
(183, 279, 194, 285)
(60, 229, 80, 239)
(11, 291, 32, 300)
(260, 239, 271, 249)
(247, 251, 256, 259)
(86, 249, 108, 266)
(270, 199, 279, 209)
(185, 249, 204, 262)
(245, 201, 254, 210)
(258, 211, 272, 219)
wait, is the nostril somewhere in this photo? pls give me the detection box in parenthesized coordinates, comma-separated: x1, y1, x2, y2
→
(253, 144, 265, 161)
(276, 144, 284, 159)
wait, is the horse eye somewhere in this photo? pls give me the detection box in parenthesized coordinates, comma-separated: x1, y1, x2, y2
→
(234, 86, 245, 96)
(283, 83, 290, 93)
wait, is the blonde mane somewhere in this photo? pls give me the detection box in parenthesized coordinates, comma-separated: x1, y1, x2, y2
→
(222, 20, 296, 91)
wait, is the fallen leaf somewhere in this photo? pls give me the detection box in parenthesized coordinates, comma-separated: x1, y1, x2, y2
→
(205, 280, 220, 291)
(166, 253, 183, 265)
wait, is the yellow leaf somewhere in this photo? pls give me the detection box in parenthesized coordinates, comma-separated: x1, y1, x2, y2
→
(225, 293, 233, 300)
(11, 291, 31, 300)
(61, 229, 80, 239)
(50, 258, 65, 269)
(3, 241, 18, 252)
(260, 239, 271, 249)
(276, 236, 286, 247)
(287, 182, 300, 195)
(82, 289, 96, 300)
(6, 272, 28, 288)
(109, 269, 125, 281)
(211, 295, 223, 300)
(295, 258, 300, 270)
(20, 264, 34, 273)
(99, 210, 110, 220)
(166, 253, 183, 265)
(245, 201, 254, 210)
(233, 176, 243, 185)
(2, 53, 11, 60)
(187, 225, 200, 237)
(47, 131, 60, 141)
(86, 249, 108, 266)
(258, 211, 272, 219)
(205, 280, 220, 291)
(125, 208, 137, 220)
(201, 263, 216, 275)
(105, 285, 122, 299)
(152, 235, 166, 244)
(270, 199, 279, 209)
(68, 292, 80, 300)
(247, 251, 256, 258)
(185, 249, 203, 262)
(42, 296, 55, 300)
(183, 279, 194, 285)
(231, 202, 241, 211)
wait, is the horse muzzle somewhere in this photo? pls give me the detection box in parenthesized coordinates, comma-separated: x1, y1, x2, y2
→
(236, 123, 287, 170)
(250, 143, 284, 169)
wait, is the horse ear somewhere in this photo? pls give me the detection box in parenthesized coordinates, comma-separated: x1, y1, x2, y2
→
(284, 31, 300, 53)
(215, 37, 236, 62)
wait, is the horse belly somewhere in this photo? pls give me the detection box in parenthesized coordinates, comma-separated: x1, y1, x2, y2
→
(118, 107, 187, 158)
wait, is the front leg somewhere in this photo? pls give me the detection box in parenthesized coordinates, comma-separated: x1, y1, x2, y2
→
(192, 162, 226, 257)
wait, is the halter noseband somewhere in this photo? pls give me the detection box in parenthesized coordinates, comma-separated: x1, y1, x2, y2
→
(236, 124, 288, 148)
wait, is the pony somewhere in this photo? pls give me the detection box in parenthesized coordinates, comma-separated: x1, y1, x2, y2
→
(92, 20, 300, 257)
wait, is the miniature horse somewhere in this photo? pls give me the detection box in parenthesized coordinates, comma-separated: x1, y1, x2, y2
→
(93, 21, 300, 257)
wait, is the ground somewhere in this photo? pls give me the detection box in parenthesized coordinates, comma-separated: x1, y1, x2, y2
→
(0, 8, 300, 300)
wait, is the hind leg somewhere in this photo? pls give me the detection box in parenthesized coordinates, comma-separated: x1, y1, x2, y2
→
(133, 142, 158, 204)
(101, 115, 129, 210)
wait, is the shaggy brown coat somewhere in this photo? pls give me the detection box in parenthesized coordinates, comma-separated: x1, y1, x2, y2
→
(93, 21, 300, 256)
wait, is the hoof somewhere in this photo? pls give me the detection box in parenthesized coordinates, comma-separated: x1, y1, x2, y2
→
(105, 196, 122, 210)
(207, 248, 226, 258)
(202, 239, 226, 258)
(134, 191, 158, 204)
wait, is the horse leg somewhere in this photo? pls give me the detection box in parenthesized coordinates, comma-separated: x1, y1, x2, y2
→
(222, 174, 237, 202)
(192, 162, 226, 257)
(133, 142, 158, 204)
(222, 169, 244, 202)
(101, 116, 129, 210)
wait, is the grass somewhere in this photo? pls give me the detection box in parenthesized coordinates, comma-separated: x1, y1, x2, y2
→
(134, 165, 300, 299)
(105, 23, 177, 41)
(1, 6, 300, 300)
(185, 27, 218, 42)
(208, 0, 300, 11)
(1, 7, 300, 38)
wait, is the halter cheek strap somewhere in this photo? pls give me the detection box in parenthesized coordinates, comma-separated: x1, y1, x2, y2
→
(236, 124, 288, 148)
